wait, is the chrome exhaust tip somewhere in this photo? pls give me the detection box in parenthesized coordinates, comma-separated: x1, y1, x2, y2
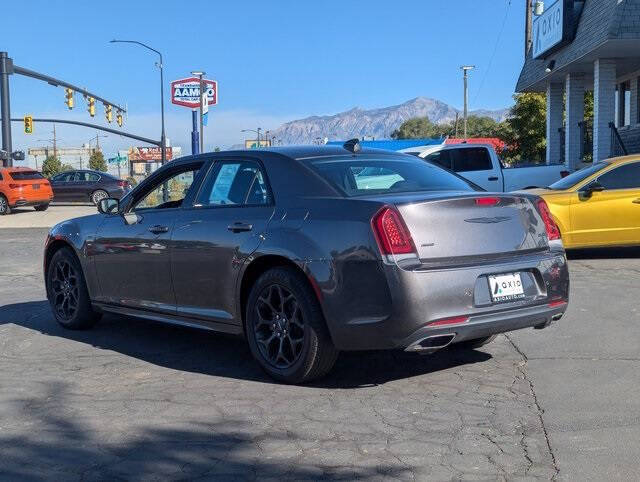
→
(405, 333, 456, 354)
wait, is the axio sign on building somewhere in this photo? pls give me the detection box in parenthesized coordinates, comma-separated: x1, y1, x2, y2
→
(533, 0, 571, 59)
(170, 77, 218, 108)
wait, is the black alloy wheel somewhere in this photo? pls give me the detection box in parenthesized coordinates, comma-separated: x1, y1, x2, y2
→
(47, 247, 101, 329)
(246, 267, 338, 384)
(254, 283, 306, 369)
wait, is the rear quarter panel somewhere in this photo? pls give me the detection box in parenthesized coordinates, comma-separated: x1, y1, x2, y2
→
(241, 197, 394, 347)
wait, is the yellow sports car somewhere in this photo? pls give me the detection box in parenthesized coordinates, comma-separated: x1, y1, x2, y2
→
(525, 156, 640, 249)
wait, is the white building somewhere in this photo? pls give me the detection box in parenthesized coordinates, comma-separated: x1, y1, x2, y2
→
(517, 0, 640, 169)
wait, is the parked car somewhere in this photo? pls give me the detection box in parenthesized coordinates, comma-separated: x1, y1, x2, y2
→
(0, 167, 53, 215)
(524, 156, 640, 249)
(44, 142, 569, 383)
(401, 144, 570, 192)
(49, 169, 130, 204)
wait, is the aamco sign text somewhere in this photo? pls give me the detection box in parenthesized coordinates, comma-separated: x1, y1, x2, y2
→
(170, 77, 218, 108)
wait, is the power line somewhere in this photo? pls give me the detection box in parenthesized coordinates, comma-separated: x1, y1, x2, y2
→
(473, 0, 513, 106)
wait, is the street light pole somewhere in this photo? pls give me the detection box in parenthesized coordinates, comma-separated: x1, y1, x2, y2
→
(460, 65, 475, 140)
(110, 40, 166, 165)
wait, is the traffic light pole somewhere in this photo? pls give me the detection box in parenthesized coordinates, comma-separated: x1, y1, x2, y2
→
(0, 52, 13, 167)
(1, 118, 161, 146)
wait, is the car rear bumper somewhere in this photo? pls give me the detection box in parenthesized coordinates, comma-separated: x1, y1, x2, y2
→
(324, 249, 569, 351)
(402, 301, 566, 352)
(9, 196, 53, 207)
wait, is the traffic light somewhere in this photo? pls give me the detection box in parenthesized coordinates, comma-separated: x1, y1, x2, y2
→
(24, 115, 33, 134)
(65, 88, 74, 109)
(87, 97, 96, 117)
(105, 103, 113, 123)
(116, 110, 123, 127)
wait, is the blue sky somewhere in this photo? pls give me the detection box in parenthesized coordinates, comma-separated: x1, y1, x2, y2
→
(4, 0, 524, 157)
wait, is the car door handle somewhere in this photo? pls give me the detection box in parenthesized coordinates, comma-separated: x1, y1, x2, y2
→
(488, 176, 499, 181)
(633, 199, 640, 204)
(148, 225, 169, 234)
(227, 222, 253, 233)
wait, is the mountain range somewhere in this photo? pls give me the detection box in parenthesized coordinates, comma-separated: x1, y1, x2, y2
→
(269, 97, 509, 145)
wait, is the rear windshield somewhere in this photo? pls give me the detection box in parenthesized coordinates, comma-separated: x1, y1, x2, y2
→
(305, 157, 475, 196)
(9, 171, 44, 181)
(548, 163, 606, 190)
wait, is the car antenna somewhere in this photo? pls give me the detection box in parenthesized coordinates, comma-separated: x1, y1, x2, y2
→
(343, 138, 361, 153)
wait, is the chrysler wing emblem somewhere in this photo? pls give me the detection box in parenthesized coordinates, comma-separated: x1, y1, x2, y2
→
(464, 216, 511, 224)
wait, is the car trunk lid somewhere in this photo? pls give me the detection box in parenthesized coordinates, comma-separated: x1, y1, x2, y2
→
(389, 193, 548, 263)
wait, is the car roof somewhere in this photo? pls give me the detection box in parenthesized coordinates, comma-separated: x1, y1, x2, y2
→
(175, 145, 414, 164)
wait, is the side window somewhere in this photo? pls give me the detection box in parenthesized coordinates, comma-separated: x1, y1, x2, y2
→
(198, 161, 270, 206)
(87, 173, 100, 182)
(424, 151, 452, 170)
(452, 148, 493, 172)
(59, 172, 75, 182)
(76, 172, 88, 181)
(596, 162, 640, 190)
(133, 165, 201, 211)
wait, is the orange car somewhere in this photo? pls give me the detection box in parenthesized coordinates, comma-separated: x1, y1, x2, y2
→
(0, 167, 53, 215)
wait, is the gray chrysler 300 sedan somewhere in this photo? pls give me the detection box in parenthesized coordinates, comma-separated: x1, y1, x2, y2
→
(44, 141, 569, 383)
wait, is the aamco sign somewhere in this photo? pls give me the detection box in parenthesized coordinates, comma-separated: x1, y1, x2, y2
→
(170, 77, 218, 108)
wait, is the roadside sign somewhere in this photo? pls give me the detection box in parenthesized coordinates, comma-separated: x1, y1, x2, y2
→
(170, 77, 218, 108)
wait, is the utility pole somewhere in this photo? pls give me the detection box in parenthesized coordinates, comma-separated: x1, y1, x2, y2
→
(460, 66, 475, 140)
(454, 112, 459, 138)
(52, 123, 57, 160)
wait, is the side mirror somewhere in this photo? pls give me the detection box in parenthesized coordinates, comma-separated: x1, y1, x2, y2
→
(97, 198, 119, 214)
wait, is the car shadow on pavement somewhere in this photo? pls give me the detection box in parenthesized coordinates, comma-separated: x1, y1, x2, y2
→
(1, 380, 412, 480)
(567, 246, 640, 260)
(1, 300, 491, 388)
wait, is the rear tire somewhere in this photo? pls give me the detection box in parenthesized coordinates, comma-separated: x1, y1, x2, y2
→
(0, 194, 11, 215)
(454, 335, 496, 349)
(91, 189, 108, 205)
(34, 203, 49, 212)
(245, 267, 338, 384)
(46, 247, 101, 330)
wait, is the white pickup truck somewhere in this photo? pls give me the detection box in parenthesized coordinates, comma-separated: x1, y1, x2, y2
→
(401, 144, 570, 192)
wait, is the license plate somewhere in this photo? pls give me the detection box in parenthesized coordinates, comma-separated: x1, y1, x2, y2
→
(32, 184, 40, 189)
(488, 273, 525, 302)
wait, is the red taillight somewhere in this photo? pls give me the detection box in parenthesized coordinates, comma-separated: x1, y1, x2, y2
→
(8, 183, 21, 189)
(117, 180, 127, 188)
(372, 206, 416, 255)
(537, 199, 561, 241)
(429, 316, 469, 327)
(560, 170, 570, 178)
(475, 196, 500, 206)
(549, 300, 567, 308)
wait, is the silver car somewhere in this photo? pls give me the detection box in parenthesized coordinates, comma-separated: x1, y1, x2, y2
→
(44, 141, 569, 383)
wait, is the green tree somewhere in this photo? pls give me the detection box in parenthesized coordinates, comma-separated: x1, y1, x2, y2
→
(392, 115, 505, 140)
(392, 117, 440, 139)
(88, 151, 107, 172)
(41, 155, 62, 178)
(500, 93, 547, 164)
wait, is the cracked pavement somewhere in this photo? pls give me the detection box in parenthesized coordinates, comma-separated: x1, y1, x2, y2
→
(1, 227, 639, 480)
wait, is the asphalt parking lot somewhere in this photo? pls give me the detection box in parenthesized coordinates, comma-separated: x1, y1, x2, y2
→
(1, 216, 639, 480)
